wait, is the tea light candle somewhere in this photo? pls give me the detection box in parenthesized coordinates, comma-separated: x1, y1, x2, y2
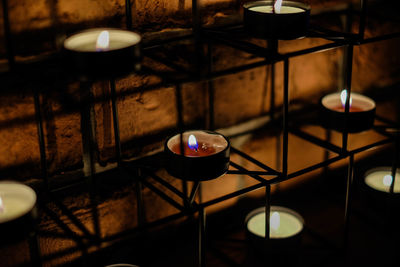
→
(243, 1, 311, 39)
(246, 206, 304, 239)
(165, 130, 230, 180)
(320, 90, 376, 132)
(64, 28, 141, 78)
(0, 181, 37, 243)
(364, 167, 400, 193)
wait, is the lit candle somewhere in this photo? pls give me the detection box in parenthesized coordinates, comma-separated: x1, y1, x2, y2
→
(320, 90, 376, 132)
(0, 182, 37, 224)
(165, 130, 230, 180)
(0, 181, 37, 243)
(64, 28, 141, 78)
(243, 1, 311, 39)
(364, 167, 400, 193)
(246, 206, 304, 239)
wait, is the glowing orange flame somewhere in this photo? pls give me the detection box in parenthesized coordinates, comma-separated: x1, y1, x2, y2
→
(96, 30, 110, 51)
(340, 89, 352, 108)
(188, 134, 198, 151)
(270, 211, 280, 232)
(274, 0, 283, 13)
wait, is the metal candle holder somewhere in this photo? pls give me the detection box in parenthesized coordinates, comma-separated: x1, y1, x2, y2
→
(243, 1, 311, 40)
(164, 130, 230, 181)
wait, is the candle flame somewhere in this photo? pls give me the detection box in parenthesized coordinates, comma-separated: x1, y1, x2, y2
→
(270, 211, 280, 232)
(0, 196, 4, 213)
(188, 134, 198, 151)
(96, 30, 110, 51)
(274, 0, 283, 13)
(340, 89, 352, 108)
(383, 175, 393, 187)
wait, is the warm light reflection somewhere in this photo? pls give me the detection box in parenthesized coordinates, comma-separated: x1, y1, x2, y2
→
(383, 175, 393, 187)
(270, 211, 280, 231)
(96, 30, 110, 51)
(340, 89, 352, 108)
(188, 134, 198, 151)
(274, 0, 283, 13)
(0, 196, 4, 213)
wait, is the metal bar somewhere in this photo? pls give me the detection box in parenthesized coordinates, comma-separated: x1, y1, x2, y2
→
(28, 230, 42, 267)
(145, 170, 187, 200)
(198, 207, 206, 267)
(348, 138, 393, 155)
(136, 168, 146, 226)
(358, 0, 367, 40)
(282, 58, 289, 177)
(230, 147, 279, 174)
(360, 32, 400, 45)
(189, 182, 200, 205)
(227, 170, 275, 176)
(342, 45, 354, 153)
(229, 161, 271, 183)
(33, 88, 49, 190)
(289, 127, 342, 154)
(1, 0, 15, 69)
(269, 64, 275, 121)
(200, 182, 265, 208)
(110, 79, 122, 166)
(141, 179, 185, 211)
(207, 41, 215, 130)
(389, 133, 399, 195)
(125, 0, 132, 30)
(264, 184, 271, 246)
(343, 154, 354, 251)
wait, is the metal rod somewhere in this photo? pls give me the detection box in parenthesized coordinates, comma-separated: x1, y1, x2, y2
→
(389, 133, 399, 196)
(125, 0, 132, 30)
(231, 147, 279, 174)
(264, 184, 271, 247)
(342, 45, 354, 153)
(227, 170, 275, 176)
(269, 64, 275, 121)
(146, 170, 187, 199)
(110, 79, 122, 166)
(198, 207, 206, 267)
(358, 0, 367, 40)
(141, 179, 185, 211)
(343, 154, 354, 252)
(207, 41, 215, 130)
(290, 127, 341, 154)
(1, 0, 15, 69)
(28, 229, 42, 267)
(229, 161, 272, 183)
(33, 88, 49, 190)
(136, 168, 146, 226)
(189, 182, 200, 205)
(282, 58, 289, 177)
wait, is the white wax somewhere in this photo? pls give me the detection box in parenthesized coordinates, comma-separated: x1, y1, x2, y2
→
(64, 29, 141, 52)
(364, 169, 400, 193)
(247, 208, 303, 238)
(249, 5, 305, 14)
(321, 92, 375, 112)
(0, 182, 36, 223)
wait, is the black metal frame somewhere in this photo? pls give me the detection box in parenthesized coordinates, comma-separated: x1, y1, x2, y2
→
(1, 0, 400, 266)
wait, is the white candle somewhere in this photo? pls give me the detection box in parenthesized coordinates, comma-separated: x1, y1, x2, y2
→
(0, 182, 37, 224)
(364, 168, 400, 193)
(247, 206, 304, 238)
(249, 5, 305, 14)
(64, 28, 141, 52)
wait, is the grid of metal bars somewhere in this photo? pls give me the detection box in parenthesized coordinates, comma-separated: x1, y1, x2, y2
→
(1, 0, 400, 266)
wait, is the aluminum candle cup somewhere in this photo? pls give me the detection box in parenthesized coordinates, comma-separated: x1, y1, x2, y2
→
(165, 130, 230, 181)
(0, 181, 38, 244)
(362, 167, 400, 206)
(245, 206, 304, 257)
(320, 91, 376, 133)
(64, 28, 141, 79)
(243, 1, 311, 39)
